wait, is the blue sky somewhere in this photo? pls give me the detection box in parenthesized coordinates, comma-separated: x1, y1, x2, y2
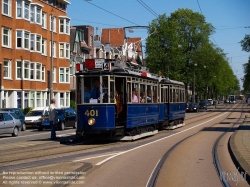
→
(67, 0, 250, 89)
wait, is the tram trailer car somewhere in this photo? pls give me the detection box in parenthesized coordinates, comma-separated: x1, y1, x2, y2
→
(75, 59, 186, 140)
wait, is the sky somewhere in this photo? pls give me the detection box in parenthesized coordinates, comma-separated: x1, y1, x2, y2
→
(67, 0, 250, 89)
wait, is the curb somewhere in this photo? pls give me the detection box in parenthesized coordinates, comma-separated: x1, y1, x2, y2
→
(228, 132, 250, 185)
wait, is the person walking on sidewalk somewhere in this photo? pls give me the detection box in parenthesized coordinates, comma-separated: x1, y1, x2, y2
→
(49, 98, 58, 139)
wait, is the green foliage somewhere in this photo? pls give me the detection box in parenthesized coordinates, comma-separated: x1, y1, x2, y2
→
(70, 100, 76, 110)
(240, 34, 250, 52)
(22, 107, 33, 115)
(145, 8, 240, 99)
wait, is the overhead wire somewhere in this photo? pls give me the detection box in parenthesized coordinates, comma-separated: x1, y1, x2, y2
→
(136, 0, 158, 17)
(84, 0, 140, 26)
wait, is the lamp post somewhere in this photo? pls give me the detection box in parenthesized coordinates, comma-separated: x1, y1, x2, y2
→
(193, 63, 197, 103)
(50, 13, 54, 102)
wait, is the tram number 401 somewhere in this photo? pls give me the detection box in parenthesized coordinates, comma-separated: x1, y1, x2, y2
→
(85, 110, 99, 116)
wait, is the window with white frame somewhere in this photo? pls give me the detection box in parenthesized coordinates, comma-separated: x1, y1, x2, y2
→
(36, 35, 41, 52)
(16, 31, 22, 48)
(36, 92, 41, 107)
(24, 61, 29, 79)
(16, 0, 22, 18)
(59, 68, 70, 83)
(4, 59, 11, 79)
(42, 12, 46, 29)
(24, 32, 29, 49)
(59, 43, 64, 58)
(36, 63, 41, 80)
(42, 66, 45, 81)
(42, 38, 47, 55)
(66, 20, 69, 34)
(59, 18, 70, 34)
(30, 34, 34, 50)
(50, 15, 56, 32)
(30, 5, 34, 22)
(59, 19, 64, 33)
(66, 93, 69, 106)
(2, 27, 11, 48)
(30, 91, 34, 107)
(24, 2, 29, 19)
(36, 7, 41, 24)
(24, 92, 29, 108)
(30, 63, 34, 79)
(59, 43, 70, 58)
(50, 41, 56, 57)
(16, 61, 21, 79)
(2, 0, 12, 16)
(53, 67, 56, 82)
(66, 44, 69, 58)
(60, 93, 64, 106)
(66, 68, 69, 82)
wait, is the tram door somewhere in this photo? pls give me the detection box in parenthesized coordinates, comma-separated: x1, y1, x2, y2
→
(115, 77, 127, 125)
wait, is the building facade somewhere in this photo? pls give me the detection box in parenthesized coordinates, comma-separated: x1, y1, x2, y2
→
(0, 0, 71, 108)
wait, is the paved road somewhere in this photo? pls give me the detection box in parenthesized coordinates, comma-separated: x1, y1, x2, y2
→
(0, 103, 249, 187)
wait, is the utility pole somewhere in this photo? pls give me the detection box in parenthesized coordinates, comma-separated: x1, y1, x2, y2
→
(50, 13, 54, 102)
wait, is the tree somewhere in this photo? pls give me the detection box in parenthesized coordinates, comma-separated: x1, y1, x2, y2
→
(240, 35, 250, 52)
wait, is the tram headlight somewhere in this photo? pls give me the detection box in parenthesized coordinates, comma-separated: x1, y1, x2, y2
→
(88, 118, 96, 126)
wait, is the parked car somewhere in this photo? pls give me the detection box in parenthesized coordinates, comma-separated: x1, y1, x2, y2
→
(0, 111, 22, 136)
(199, 100, 208, 111)
(38, 107, 77, 131)
(25, 107, 49, 128)
(186, 103, 200, 113)
(0, 108, 26, 131)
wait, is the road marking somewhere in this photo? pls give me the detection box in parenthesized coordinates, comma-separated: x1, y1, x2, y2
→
(73, 152, 121, 162)
(96, 112, 228, 166)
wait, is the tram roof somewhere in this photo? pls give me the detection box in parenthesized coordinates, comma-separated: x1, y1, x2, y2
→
(75, 59, 185, 85)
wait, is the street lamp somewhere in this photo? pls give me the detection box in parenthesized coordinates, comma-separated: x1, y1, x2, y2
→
(50, 13, 54, 103)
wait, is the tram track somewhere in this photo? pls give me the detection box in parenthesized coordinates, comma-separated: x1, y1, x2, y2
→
(0, 104, 247, 174)
(147, 104, 246, 187)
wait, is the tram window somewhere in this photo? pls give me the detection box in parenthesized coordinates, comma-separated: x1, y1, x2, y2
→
(169, 88, 173, 103)
(127, 82, 131, 103)
(153, 86, 157, 103)
(80, 77, 91, 104)
(132, 83, 139, 103)
(147, 85, 152, 103)
(140, 84, 146, 103)
(176, 89, 179, 102)
(102, 76, 108, 103)
(166, 88, 169, 103)
(110, 81, 115, 103)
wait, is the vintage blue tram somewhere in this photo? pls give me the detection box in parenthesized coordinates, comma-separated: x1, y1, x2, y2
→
(75, 59, 186, 140)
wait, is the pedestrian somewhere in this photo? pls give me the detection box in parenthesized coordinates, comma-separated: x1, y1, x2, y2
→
(49, 98, 58, 139)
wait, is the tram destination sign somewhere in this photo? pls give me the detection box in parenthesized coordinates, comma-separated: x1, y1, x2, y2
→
(95, 59, 105, 69)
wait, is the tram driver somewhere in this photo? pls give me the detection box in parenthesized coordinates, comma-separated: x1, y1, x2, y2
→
(90, 80, 107, 103)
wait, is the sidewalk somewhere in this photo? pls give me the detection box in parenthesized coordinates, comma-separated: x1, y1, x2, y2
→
(229, 115, 250, 184)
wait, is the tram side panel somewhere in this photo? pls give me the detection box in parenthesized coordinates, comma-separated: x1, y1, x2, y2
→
(126, 103, 159, 128)
(77, 104, 116, 135)
(169, 103, 186, 124)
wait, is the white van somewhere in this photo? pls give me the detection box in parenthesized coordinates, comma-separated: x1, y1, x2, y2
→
(25, 107, 49, 128)
(207, 99, 213, 105)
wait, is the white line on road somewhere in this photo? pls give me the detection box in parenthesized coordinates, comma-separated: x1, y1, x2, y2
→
(95, 112, 228, 166)
(73, 152, 122, 162)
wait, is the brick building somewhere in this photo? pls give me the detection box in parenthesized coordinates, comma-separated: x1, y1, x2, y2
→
(0, 0, 71, 108)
